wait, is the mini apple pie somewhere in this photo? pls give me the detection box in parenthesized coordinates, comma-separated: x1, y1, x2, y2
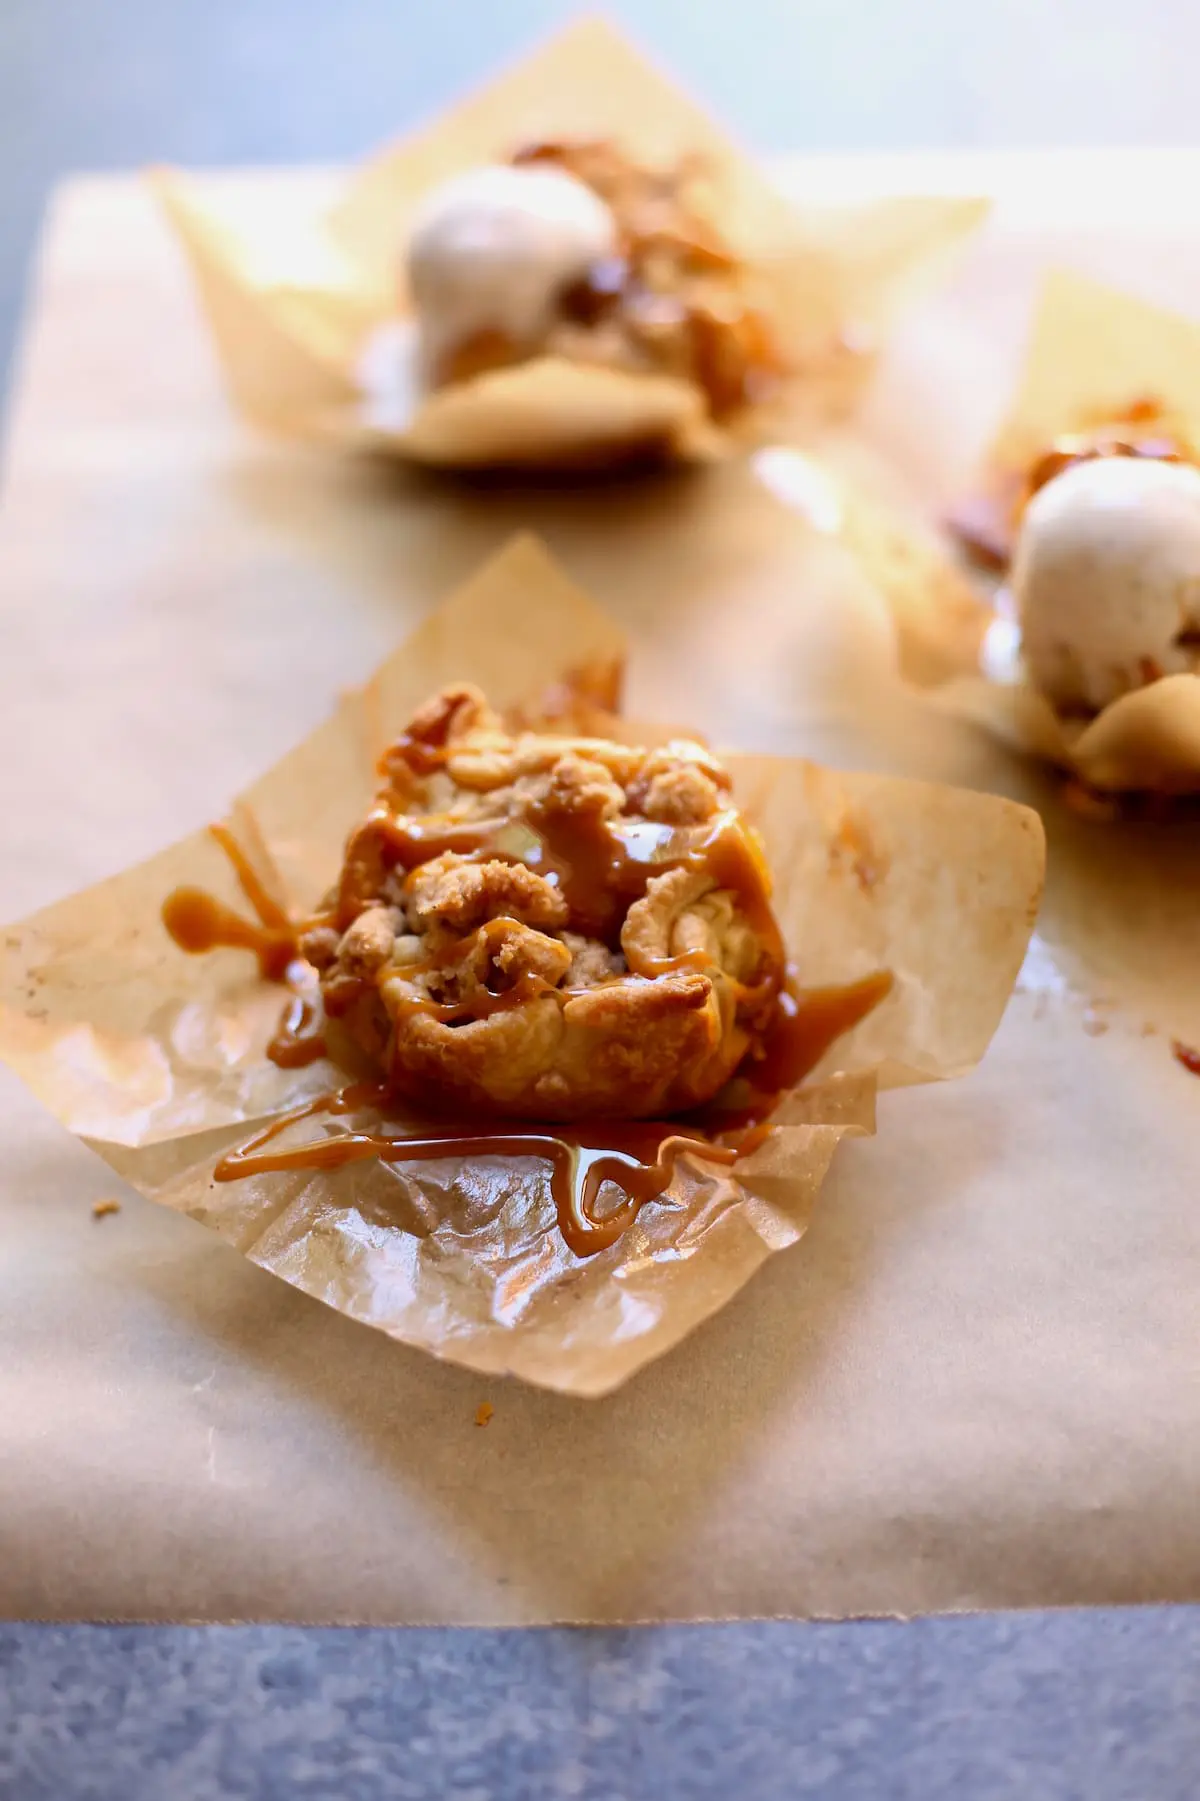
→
(298, 684, 786, 1120)
(407, 137, 783, 427)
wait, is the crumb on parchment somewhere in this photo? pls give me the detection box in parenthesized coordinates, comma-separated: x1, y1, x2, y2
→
(475, 1402, 494, 1428)
(92, 1198, 122, 1220)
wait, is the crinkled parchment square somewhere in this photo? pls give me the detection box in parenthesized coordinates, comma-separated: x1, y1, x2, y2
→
(0, 537, 1042, 1394)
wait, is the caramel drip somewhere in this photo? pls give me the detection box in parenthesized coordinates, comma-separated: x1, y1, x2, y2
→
(727, 1120, 773, 1158)
(517, 810, 683, 941)
(162, 826, 323, 1058)
(165, 792, 811, 1094)
(360, 806, 504, 868)
(699, 815, 785, 973)
(335, 807, 506, 927)
(526, 803, 781, 971)
(380, 811, 503, 865)
(208, 823, 293, 933)
(212, 968, 893, 1258)
(212, 1086, 739, 1259)
(386, 734, 448, 777)
(627, 948, 714, 977)
(699, 966, 895, 1134)
(266, 992, 327, 1068)
(613, 816, 783, 981)
(387, 968, 563, 1027)
(163, 823, 298, 982)
(161, 887, 296, 983)
(343, 795, 780, 976)
(749, 968, 895, 1094)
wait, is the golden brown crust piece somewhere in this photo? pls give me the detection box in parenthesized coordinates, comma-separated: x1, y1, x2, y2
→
(312, 683, 786, 1120)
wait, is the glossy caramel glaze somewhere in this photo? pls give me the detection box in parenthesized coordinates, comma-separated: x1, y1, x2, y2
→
(210, 967, 892, 1257)
(750, 969, 894, 1094)
(212, 1085, 740, 1259)
(163, 824, 303, 1030)
(266, 992, 327, 1068)
(161, 886, 296, 983)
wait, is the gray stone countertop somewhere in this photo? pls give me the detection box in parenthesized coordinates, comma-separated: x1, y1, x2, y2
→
(4, 1612, 1200, 1800)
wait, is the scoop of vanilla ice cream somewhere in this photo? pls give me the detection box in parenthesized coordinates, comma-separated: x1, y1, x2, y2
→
(1013, 455, 1200, 714)
(405, 164, 618, 374)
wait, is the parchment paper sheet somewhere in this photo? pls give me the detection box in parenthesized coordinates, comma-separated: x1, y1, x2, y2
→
(1, 164, 1200, 1621)
(152, 17, 987, 464)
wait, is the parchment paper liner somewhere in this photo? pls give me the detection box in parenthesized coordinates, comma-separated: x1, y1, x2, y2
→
(840, 270, 1200, 793)
(150, 16, 988, 471)
(0, 537, 1042, 1396)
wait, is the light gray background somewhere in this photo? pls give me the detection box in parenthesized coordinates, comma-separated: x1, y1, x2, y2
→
(1, 0, 1197, 394)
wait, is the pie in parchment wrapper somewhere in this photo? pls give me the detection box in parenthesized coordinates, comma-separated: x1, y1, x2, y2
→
(841, 270, 1200, 796)
(0, 538, 1043, 1395)
(150, 17, 987, 473)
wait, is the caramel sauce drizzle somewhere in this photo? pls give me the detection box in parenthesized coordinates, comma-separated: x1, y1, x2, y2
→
(209, 968, 892, 1259)
(339, 784, 780, 967)
(162, 824, 298, 982)
(386, 965, 564, 1027)
(513, 804, 774, 952)
(747, 967, 895, 1096)
(211, 1084, 744, 1259)
(163, 825, 321, 1061)
(266, 992, 328, 1068)
(163, 749, 893, 1258)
